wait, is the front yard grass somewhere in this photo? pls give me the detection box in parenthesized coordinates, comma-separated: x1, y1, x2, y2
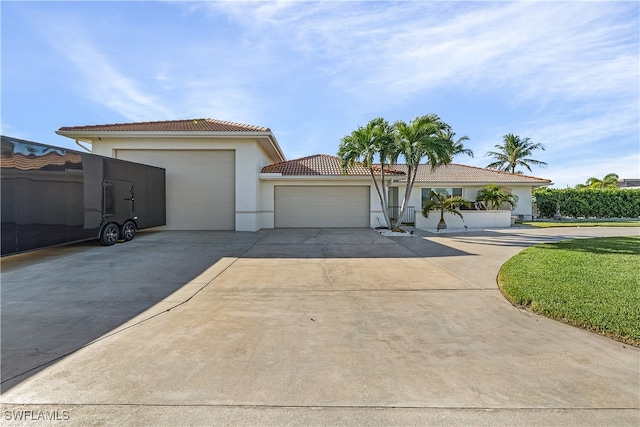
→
(498, 236, 640, 346)
(521, 219, 640, 228)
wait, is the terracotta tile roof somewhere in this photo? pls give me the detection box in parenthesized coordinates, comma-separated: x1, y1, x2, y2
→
(261, 154, 405, 176)
(392, 164, 551, 184)
(262, 155, 550, 184)
(58, 118, 270, 133)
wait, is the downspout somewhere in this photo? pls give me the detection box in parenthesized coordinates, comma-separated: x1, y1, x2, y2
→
(74, 139, 92, 153)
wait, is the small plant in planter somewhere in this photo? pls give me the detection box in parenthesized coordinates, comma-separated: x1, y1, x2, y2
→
(422, 191, 472, 230)
(475, 183, 518, 210)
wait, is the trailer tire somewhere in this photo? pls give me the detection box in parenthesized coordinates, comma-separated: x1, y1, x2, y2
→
(100, 223, 119, 246)
(121, 221, 136, 242)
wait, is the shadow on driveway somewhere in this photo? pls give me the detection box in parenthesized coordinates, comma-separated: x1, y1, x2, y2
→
(1, 230, 267, 392)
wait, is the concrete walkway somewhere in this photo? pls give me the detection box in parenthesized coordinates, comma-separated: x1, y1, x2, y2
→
(1, 227, 638, 426)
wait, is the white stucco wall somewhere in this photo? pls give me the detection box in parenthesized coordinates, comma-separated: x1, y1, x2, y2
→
(392, 183, 535, 229)
(510, 187, 533, 216)
(401, 184, 535, 216)
(416, 210, 512, 229)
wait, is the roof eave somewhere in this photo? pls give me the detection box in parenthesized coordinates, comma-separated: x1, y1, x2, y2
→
(55, 130, 286, 163)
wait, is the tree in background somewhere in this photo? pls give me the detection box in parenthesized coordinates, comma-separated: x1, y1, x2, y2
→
(485, 133, 547, 174)
(475, 183, 519, 210)
(575, 173, 619, 189)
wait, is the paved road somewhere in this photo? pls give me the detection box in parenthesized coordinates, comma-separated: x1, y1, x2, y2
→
(1, 227, 638, 426)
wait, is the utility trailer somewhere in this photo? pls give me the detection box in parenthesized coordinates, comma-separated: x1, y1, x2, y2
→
(1, 135, 166, 256)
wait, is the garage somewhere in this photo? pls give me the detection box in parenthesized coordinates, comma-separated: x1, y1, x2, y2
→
(274, 186, 370, 228)
(115, 150, 235, 230)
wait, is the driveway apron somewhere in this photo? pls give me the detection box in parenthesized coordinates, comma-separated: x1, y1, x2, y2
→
(1, 227, 638, 425)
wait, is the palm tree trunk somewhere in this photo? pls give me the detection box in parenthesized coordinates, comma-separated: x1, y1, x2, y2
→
(369, 169, 392, 228)
(438, 209, 447, 229)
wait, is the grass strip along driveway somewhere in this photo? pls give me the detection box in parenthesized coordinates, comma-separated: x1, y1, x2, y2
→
(498, 236, 640, 346)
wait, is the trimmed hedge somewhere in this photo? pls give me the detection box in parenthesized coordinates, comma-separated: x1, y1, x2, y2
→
(533, 188, 640, 218)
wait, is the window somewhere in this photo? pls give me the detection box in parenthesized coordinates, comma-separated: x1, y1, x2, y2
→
(421, 187, 463, 208)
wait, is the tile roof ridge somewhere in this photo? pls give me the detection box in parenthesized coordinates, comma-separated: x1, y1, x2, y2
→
(267, 154, 328, 166)
(58, 118, 195, 130)
(202, 118, 271, 131)
(58, 118, 271, 132)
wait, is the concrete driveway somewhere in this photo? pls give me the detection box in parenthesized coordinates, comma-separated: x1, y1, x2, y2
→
(1, 227, 638, 426)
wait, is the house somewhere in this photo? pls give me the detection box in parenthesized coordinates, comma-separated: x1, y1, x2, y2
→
(617, 179, 640, 189)
(57, 118, 552, 231)
(261, 156, 552, 229)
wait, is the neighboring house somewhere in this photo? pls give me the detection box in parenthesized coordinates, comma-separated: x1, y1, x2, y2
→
(617, 179, 640, 189)
(57, 118, 552, 231)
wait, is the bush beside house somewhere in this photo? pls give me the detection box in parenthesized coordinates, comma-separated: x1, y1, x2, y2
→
(534, 188, 640, 218)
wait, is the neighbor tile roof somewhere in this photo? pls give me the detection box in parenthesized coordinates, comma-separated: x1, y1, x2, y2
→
(261, 154, 405, 176)
(1, 151, 83, 171)
(58, 118, 270, 133)
(392, 164, 552, 184)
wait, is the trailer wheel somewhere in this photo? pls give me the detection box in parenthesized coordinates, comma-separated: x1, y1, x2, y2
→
(100, 223, 119, 246)
(121, 221, 136, 242)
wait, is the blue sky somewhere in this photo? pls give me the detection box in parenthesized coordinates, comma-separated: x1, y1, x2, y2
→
(2, 0, 638, 188)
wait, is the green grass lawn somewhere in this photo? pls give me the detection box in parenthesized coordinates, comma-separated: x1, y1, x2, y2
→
(498, 236, 640, 346)
(521, 219, 640, 228)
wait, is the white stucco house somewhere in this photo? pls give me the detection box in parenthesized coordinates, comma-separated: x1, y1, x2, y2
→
(57, 118, 552, 232)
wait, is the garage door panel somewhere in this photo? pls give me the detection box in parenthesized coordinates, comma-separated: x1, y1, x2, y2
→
(275, 186, 369, 228)
(116, 150, 235, 230)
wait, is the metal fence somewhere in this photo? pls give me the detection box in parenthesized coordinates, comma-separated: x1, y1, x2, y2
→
(388, 206, 415, 225)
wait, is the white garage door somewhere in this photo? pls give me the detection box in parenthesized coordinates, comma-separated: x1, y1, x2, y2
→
(275, 186, 370, 228)
(116, 150, 235, 230)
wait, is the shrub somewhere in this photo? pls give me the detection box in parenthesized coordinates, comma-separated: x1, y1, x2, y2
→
(534, 188, 640, 218)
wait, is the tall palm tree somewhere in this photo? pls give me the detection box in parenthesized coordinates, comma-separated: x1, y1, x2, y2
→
(485, 133, 547, 174)
(576, 173, 619, 189)
(338, 117, 396, 228)
(392, 115, 463, 229)
(441, 128, 473, 159)
(339, 115, 467, 230)
(422, 191, 472, 230)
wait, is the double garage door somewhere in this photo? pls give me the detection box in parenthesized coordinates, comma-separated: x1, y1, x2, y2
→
(275, 186, 370, 228)
(116, 150, 235, 230)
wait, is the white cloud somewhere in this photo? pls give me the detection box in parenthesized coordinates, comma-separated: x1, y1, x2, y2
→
(33, 14, 173, 122)
(197, 1, 637, 112)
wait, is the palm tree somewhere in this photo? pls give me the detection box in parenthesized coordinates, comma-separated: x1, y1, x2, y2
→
(338, 117, 396, 228)
(475, 184, 519, 210)
(442, 128, 474, 159)
(339, 115, 469, 230)
(485, 134, 547, 174)
(392, 115, 466, 229)
(422, 191, 472, 230)
(576, 173, 619, 189)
